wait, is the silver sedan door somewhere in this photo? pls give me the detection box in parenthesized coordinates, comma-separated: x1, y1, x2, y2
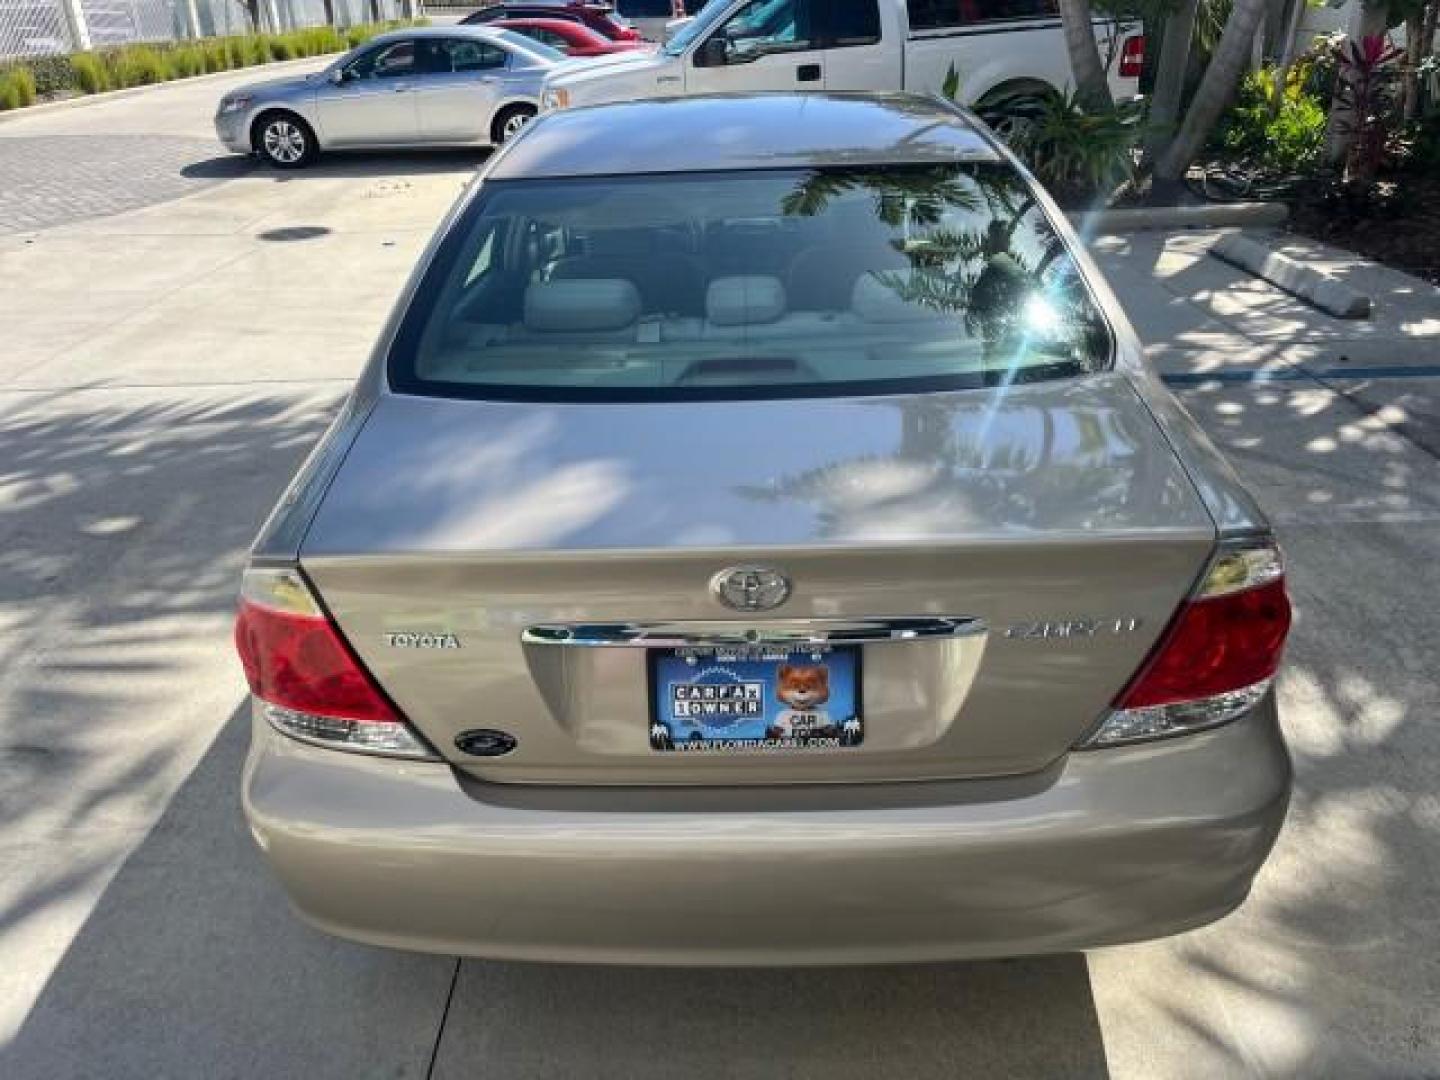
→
(413, 38, 508, 143)
(316, 39, 422, 147)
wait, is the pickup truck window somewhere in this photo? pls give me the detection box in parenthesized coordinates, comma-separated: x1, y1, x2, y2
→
(714, 0, 817, 60)
(390, 164, 1111, 402)
(665, 0, 731, 54)
(825, 0, 880, 45)
(907, 0, 1057, 30)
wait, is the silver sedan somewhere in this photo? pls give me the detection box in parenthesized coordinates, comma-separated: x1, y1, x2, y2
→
(214, 26, 564, 168)
(235, 94, 1293, 965)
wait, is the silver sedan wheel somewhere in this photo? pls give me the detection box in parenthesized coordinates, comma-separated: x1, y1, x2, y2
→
(263, 119, 307, 165)
(500, 111, 531, 143)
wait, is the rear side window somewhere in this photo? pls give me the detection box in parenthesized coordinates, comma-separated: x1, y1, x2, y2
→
(423, 39, 508, 72)
(389, 165, 1110, 402)
(906, 0, 1057, 30)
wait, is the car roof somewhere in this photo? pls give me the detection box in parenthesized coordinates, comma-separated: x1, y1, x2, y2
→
(365, 25, 519, 43)
(490, 95, 1003, 180)
(496, 16, 597, 30)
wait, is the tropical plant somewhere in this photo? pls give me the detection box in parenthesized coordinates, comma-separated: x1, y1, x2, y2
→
(980, 89, 1145, 206)
(1212, 66, 1328, 172)
(1331, 33, 1405, 179)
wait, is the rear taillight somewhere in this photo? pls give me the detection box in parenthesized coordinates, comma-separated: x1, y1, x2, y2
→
(235, 567, 434, 758)
(1078, 538, 1291, 748)
(1119, 34, 1145, 78)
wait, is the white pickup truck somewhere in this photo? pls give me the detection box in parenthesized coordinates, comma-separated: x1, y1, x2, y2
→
(541, 0, 1142, 112)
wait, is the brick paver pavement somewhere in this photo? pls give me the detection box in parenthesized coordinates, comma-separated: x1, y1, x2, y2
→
(0, 133, 252, 233)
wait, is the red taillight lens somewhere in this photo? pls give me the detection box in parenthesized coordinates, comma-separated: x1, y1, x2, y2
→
(1119, 34, 1145, 78)
(1081, 539, 1291, 749)
(1114, 577, 1291, 709)
(235, 598, 397, 723)
(235, 567, 433, 758)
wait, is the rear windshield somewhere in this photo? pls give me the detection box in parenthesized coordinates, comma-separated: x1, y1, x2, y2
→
(388, 165, 1112, 402)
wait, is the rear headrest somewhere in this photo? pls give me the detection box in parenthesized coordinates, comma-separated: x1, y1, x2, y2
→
(851, 273, 942, 323)
(524, 279, 641, 333)
(705, 276, 786, 327)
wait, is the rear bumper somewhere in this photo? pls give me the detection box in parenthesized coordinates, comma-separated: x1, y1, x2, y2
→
(242, 698, 1290, 965)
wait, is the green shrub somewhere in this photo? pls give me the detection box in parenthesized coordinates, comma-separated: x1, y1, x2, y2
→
(111, 45, 168, 87)
(71, 52, 109, 94)
(24, 54, 74, 96)
(169, 44, 205, 78)
(239, 35, 264, 65)
(0, 20, 419, 112)
(0, 66, 38, 110)
(1214, 67, 1328, 174)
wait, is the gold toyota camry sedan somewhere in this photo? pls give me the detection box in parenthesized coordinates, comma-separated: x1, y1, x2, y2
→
(235, 94, 1292, 965)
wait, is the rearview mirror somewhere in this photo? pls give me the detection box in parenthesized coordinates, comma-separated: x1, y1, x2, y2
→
(328, 67, 347, 85)
(698, 36, 729, 67)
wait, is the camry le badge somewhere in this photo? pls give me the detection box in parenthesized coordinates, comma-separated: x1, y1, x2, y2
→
(711, 566, 791, 612)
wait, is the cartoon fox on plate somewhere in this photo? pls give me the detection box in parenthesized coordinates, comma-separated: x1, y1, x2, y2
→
(768, 664, 837, 740)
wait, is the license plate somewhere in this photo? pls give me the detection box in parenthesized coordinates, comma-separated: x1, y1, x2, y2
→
(648, 645, 862, 752)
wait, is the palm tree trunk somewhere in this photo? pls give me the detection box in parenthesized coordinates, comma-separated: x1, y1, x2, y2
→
(1154, 0, 1271, 183)
(1419, 0, 1440, 113)
(1403, 14, 1424, 120)
(1269, 0, 1308, 118)
(1056, 0, 1114, 112)
(1143, 0, 1200, 165)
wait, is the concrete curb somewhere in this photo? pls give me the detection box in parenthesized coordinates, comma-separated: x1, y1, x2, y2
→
(1069, 201, 1289, 234)
(0, 54, 332, 126)
(1210, 233, 1373, 320)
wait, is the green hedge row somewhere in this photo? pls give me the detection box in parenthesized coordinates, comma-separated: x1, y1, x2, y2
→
(0, 20, 424, 112)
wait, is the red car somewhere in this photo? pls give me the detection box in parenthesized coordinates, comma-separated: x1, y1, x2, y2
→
(463, 3, 642, 42)
(494, 17, 650, 55)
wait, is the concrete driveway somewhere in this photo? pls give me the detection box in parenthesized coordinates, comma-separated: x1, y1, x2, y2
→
(2, 70, 1438, 1078)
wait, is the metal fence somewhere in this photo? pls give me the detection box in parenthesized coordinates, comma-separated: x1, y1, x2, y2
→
(1, 0, 410, 60)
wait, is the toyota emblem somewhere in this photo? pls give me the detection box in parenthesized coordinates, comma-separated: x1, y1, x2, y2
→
(710, 566, 791, 612)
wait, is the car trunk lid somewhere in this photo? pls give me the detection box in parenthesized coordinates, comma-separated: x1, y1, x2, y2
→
(300, 374, 1216, 784)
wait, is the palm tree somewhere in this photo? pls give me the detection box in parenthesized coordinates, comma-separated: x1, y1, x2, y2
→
(1056, 0, 1114, 112)
(1142, 0, 1201, 168)
(1153, 0, 1273, 183)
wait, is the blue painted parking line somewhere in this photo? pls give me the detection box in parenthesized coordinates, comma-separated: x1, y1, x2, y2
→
(1162, 364, 1440, 386)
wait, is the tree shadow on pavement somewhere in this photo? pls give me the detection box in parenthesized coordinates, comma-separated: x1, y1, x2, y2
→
(0, 704, 455, 1080)
(2, 700, 1110, 1080)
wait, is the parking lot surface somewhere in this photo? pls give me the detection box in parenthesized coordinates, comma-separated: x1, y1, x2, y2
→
(2, 73, 1438, 1078)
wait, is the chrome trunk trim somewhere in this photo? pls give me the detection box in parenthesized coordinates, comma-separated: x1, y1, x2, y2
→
(521, 616, 987, 648)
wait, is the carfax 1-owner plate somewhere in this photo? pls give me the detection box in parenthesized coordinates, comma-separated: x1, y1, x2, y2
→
(648, 645, 862, 752)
